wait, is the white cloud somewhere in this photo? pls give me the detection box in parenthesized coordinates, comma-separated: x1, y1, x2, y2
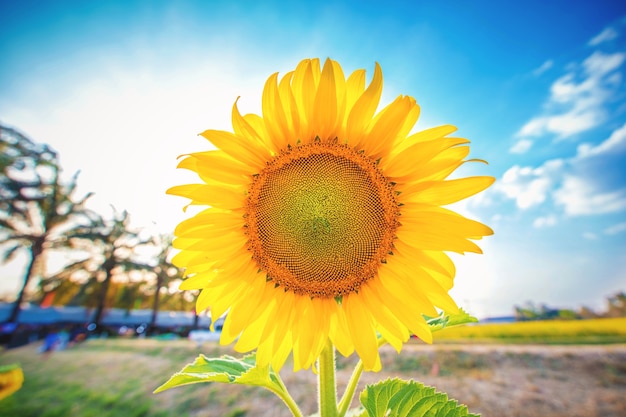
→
(576, 122, 626, 158)
(523, 111, 601, 138)
(588, 27, 619, 46)
(509, 138, 533, 154)
(583, 51, 625, 76)
(554, 175, 626, 216)
(532, 59, 553, 76)
(496, 160, 563, 210)
(495, 122, 626, 219)
(604, 222, 626, 235)
(583, 232, 598, 240)
(517, 117, 548, 137)
(516, 51, 626, 139)
(533, 215, 557, 228)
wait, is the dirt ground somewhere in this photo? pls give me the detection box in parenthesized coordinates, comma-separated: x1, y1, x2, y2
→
(265, 343, 626, 417)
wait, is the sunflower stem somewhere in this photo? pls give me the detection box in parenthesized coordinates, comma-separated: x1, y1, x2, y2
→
(318, 339, 338, 417)
(337, 359, 363, 417)
(337, 336, 386, 416)
(269, 376, 305, 417)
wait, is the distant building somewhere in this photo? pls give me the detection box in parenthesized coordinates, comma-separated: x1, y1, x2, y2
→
(479, 315, 516, 324)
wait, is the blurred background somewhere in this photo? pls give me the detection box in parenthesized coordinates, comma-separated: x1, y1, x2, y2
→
(1, 1, 625, 416)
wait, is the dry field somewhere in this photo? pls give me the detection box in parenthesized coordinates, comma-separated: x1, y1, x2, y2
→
(0, 338, 625, 417)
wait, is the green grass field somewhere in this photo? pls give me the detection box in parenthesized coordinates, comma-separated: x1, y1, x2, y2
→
(0, 339, 256, 417)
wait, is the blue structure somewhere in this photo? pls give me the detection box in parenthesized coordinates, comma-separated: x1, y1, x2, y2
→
(0, 302, 222, 336)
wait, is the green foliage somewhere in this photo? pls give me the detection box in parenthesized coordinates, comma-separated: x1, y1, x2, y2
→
(154, 353, 282, 394)
(426, 308, 478, 332)
(359, 378, 479, 417)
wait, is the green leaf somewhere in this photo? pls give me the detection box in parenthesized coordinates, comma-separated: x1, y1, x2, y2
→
(360, 378, 480, 417)
(426, 308, 478, 332)
(154, 353, 281, 394)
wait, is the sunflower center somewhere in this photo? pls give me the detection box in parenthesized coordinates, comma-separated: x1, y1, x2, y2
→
(245, 141, 399, 298)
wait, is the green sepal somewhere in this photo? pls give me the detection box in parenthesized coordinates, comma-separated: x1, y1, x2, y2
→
(426, 308, 478, 332)
(359, 378, 480, 417)
(153, 353, 281, 393)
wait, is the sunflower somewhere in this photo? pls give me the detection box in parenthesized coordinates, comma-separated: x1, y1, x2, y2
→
(0, 365, 23, 401)
(168, 58, 493, 372)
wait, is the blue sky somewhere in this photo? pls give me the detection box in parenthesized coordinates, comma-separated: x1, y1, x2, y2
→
(1, 0, 625, 318)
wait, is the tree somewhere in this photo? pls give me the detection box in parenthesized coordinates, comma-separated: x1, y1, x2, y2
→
(148, 235, 184, 335)
(606, 292, 626, 318)
(0, 125, 93, 323)
(67, 209, 152, 330)
(115, 277, 148, 315)
(514, 301, 578, 321)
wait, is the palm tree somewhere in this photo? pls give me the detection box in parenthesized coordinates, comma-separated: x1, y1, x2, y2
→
(147, 235, 184, 335)
(0, 125, 93, 323)
(67, 209, 152, 330)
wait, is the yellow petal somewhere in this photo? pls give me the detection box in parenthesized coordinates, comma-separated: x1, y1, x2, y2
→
(313, 58, 338, 141)
(360, 282, 409, 351)
(278, 71, 301, 141)
(346, 62, 383, 147)
(363, 95, 415, 159)
(292, 59, 317, 140)
(220, 279, 267, 344)
(179, 270, 218, 290)
(391, 241, 455, 281)
(199, 129, 266, 170)
(400, 205, 494, 239)
(331, 59, 347, 135)
(231, 100, 275, 160)
(400, 176, 495, 206)
(396, 225, 484, 254)
(413, 147, 471, 181)
(175, 231, 246, 251)
(370, 279, 433, 343)
(168, 182, 246, 210)
(394, 124, 458, 153)
(178, 152, 251, 186)
(382, 137, 470, 179)
(343, 294, 380, 371)
(175, 209, 242, 234)
(209, 270, 261, 327)
(329, 303, 354, 357)
(266, 289, 297, 350)
(243, 113, 276, 154)
(175, 219, 242, 238)
(257, 322, 293, 371)
(378, 262, 438, 317)
(396, 97, 420, 140)
(235, 285, 278, 352)
(343, 69, 366, 125)
(292, 296, 321, 370)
